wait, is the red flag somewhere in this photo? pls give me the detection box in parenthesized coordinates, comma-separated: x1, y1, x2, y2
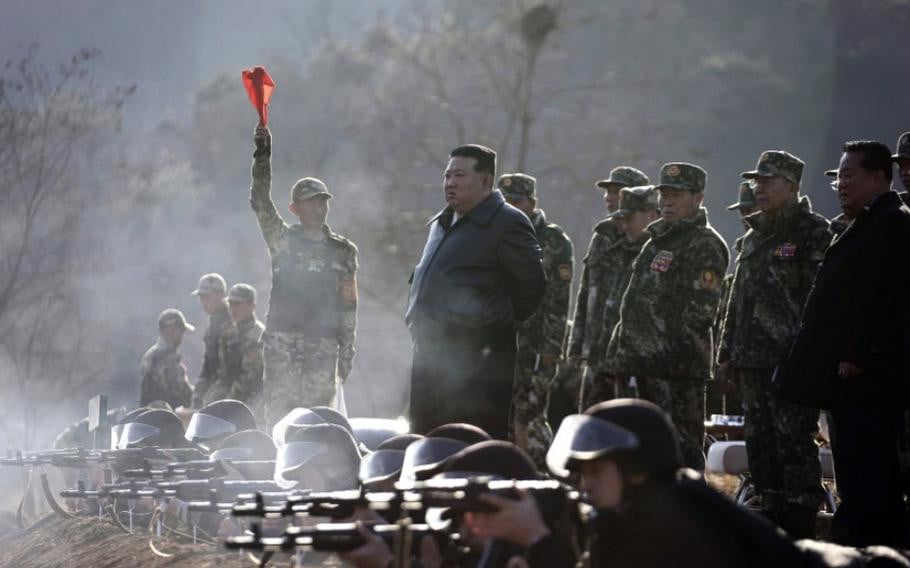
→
(241, 66, 275, 126)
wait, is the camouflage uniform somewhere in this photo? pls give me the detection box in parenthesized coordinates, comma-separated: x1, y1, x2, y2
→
(605, 163, 729, 470)
(580, 186, 658, 409)
(499, 174, 573, 466)
(717, 151, 829, 527)
(190, 274, 231, 407)
(250, 129, 358, 427)
(140, 310, 195, 409)
(707, 182, 756, 416)
(220, 317, 265, 414)
(568, 167, 650, 407)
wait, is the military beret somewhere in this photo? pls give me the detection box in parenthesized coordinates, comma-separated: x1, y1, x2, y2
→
(654, 162, 706, 193)
(741, 150, 804, 185)
(596, 166, 650, 190)
(291, 177, 332, 202)
(498, 173, 536, 199)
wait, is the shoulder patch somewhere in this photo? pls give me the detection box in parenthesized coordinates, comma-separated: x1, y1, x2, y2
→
(558, 264, 573, 281)
(698, 270, 719, 290)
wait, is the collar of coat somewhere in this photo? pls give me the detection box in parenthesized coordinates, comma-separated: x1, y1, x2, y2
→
(529, 208, 547, 228)
(646, 207, 709, 240)
(743, 195, 813, 234)
(833, 190, 901, 244)
(429, 189, 506, 228)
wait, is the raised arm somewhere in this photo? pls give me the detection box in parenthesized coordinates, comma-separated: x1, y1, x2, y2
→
(249, 125, 287, 253)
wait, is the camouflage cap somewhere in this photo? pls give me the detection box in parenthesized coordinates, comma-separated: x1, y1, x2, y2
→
(228, 283, 256, 304)
(191, 273, 226, 296)
(893, 132, 910, 160)
(726, 181, 757, 211)
(606, 185, 658, 219)
(498, 173, 536, 199)
(291, 177, 332, 202)
(741, 150, 804, 185)
(595, 166, 650, 190)
(158, 308, 195, 332)
(654, 162, 706, 193)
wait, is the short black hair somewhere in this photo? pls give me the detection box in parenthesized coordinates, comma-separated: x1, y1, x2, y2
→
(449, 144, 496, 177)
(843, 140, 894, 182)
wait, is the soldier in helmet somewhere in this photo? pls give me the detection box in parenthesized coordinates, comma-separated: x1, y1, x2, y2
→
(582, 185, 659, 408)
(716, 151, 829, 538)
(250, 125, 359, 427)
(219, 283, 265, 416)
(567, 167, 650, 403)
(190, 273, 232, 408)
(140, 309, 195, 409)
(468, 399, 804, 568)
(605, 163, 729, 470)
(499, 172, 573, 467)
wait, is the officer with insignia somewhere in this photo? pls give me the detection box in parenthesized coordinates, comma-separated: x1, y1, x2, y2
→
(605, 163, 729, 470)
(716, 151, 829, 538)
(190, 273, 233, 408)
(140, 309, 195, 409)
(567, 167, 650, 404)
(499, 173, 574, 467)
(250, 125, 359, 427)
(219, 283, 266, 418)
(581, 185, 659, 409)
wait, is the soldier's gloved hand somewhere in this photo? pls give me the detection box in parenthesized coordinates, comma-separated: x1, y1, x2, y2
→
(338, 357, 354, 383)
(253, 124, 271, 158)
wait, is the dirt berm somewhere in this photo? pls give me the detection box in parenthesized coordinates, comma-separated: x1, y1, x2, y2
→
(0, 513, 262, 568)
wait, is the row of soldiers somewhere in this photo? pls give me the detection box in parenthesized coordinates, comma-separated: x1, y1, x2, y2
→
(139, 275, 265, 418)
(509, 132, 910, 540)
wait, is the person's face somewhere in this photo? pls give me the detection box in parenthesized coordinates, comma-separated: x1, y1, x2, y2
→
(161, 325, 185, 347)
(198, 292, 225, 316)
(228, 300, 255, 324)
(603, 186, 621, 213)
(618, 210, 658, 241)
(751, 176, 796, 213)
(836, 152, 886, 218)
(504, 195, 535, 217)
(896, 157, 910, 192)
(290, 196, 329, 230)
(658, 188, 702, 223)
(444, 157, 492, 215)
(578, 459, 624, 510)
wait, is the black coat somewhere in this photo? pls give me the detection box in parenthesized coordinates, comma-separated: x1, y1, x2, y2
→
(406, 190, 545, 347)
(777, 191, 910, 409)
(405, 190, 545, 436)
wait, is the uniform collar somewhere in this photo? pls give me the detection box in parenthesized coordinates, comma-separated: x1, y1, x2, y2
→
(647, 207, 708, 239)
(744, 195, 811, 233)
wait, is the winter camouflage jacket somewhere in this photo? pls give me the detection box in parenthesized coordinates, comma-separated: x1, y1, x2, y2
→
(718, 197, 829, 368)
(605, 208, 729, 380)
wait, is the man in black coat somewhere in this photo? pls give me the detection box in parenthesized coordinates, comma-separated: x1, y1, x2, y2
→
(779, 140, 910, 548)
(406, 144, 546, 439)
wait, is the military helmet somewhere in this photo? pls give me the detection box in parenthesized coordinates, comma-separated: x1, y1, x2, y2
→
(185, 399, 257, 450)
(437, 441, 539, 481)
(272, 407, 327, 447)
(118, 408, 187, 449)
(377, 433, 425, 451)
(425, 423, 492, 445)
(349, 417, 409, 452)
(274, 423, 361, 491)
(547, 399, 682, 479)
(210, 429, 277, 462)
(399, 437, 469, 481)
(359, 449, 407, 487)
(309, 406, 354, 437)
